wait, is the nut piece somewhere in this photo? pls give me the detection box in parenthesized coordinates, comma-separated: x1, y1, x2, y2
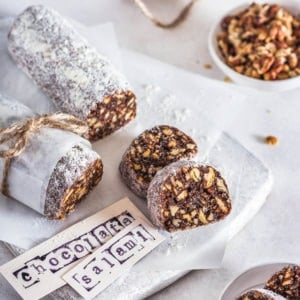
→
(169, 205, 179, 216)
(147, 160, 231, 232)
(203, 167, 215, 188)
(265, 135, 278, 145)
(190, 168, 201, 182)
(177, 190, 188, 201)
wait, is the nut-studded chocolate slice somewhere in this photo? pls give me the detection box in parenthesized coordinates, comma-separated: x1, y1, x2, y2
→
(119, 125, 197, 198)
(237, 289, 286, 300)
(265, 265, 300, 299)
(86, 91, 136, 141)
(147, 160, 231, 232)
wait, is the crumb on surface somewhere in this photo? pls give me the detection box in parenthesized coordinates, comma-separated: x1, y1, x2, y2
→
(265, 135, 278, 145)
(224, 76, 232, 83)
(204, 63, 212, 69)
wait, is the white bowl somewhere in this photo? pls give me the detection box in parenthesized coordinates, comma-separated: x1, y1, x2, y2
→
(208, 3, 300, 91)
(219, 262, 298, 300)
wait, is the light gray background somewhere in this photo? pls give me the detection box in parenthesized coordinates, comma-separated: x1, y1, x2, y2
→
(0, 0, 299, 299)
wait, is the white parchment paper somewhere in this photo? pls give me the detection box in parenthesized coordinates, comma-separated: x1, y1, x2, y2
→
(0, 18, 272, 271)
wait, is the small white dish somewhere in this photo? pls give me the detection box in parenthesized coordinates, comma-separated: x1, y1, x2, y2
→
(208, 3, 300, 91)
(219, 262, 298, 300)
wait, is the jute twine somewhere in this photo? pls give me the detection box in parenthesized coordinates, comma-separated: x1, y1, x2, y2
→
(0, 113, 88, 196)
(133, 0, 197, 28)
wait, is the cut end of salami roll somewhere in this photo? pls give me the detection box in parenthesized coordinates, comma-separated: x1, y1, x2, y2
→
(147, 160, 231, 232)
(45, 145, 103, 220)
(86, 91, 136, 141)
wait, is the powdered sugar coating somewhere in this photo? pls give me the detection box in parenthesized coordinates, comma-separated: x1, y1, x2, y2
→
(238, 288, 286, 300)
(7, 5, 131, 120)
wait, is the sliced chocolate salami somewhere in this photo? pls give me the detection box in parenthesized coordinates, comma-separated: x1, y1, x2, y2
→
(237, 288, 286, 300)
(147, 160, 231, 232)
(119, 125, 197, 198)
(265, 265, 300, 299)
(7, 5, 136, 141)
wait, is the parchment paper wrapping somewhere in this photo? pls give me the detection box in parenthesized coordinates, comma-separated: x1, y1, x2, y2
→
(0, 94, 94, 215)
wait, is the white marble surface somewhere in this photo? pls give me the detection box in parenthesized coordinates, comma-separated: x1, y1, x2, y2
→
(0, 0, 300, 299)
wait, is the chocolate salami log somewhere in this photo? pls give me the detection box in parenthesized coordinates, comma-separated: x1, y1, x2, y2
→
(0, 94, 103, 219)
(7, 5, 136, 141)
(147, 160, 231, 232)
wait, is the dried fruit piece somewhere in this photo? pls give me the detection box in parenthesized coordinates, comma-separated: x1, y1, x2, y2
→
(237, 288, 286, 300)
(147, 160, 231, 232)
(119, 125, 198, 198)
(265, 265, 300, 299)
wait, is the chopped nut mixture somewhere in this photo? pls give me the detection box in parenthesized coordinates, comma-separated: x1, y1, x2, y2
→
(119, 125, 197, 198)
(265, 265, 300, 299)
(147, 160, 231, 232)
(217, 3, 300, 80)
(265, 135, 278, 145)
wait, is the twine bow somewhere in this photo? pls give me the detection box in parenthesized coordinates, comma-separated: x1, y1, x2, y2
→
(0, 113, 88, 196)
(133, 0, 197, 28)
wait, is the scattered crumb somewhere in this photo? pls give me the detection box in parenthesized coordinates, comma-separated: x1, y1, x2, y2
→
(224, 76, 232, 83)
(162, 94, 175, 105)
(265, 109, 271, 114)
(265, 135, 278, 146)
(204, 63, 212, 69)
(143, 84, 161, 95)
(173, 108, 191, 123)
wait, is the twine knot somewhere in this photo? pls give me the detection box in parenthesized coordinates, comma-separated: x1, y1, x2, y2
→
(0, 113, 88, 196)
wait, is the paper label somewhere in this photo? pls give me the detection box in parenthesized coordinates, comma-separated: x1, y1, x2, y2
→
(0, 197, 157, 300)
(63, 219, 164, 300)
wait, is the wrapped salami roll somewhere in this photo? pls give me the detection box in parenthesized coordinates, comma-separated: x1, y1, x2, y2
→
(0, 94, 103, 219)
(7, 5, 136, 141)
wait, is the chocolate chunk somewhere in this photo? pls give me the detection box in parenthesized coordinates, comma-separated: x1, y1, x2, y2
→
(147, 160, 231, 232)
(119, 125, 197, 198)
(265, 265, 300, 299)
